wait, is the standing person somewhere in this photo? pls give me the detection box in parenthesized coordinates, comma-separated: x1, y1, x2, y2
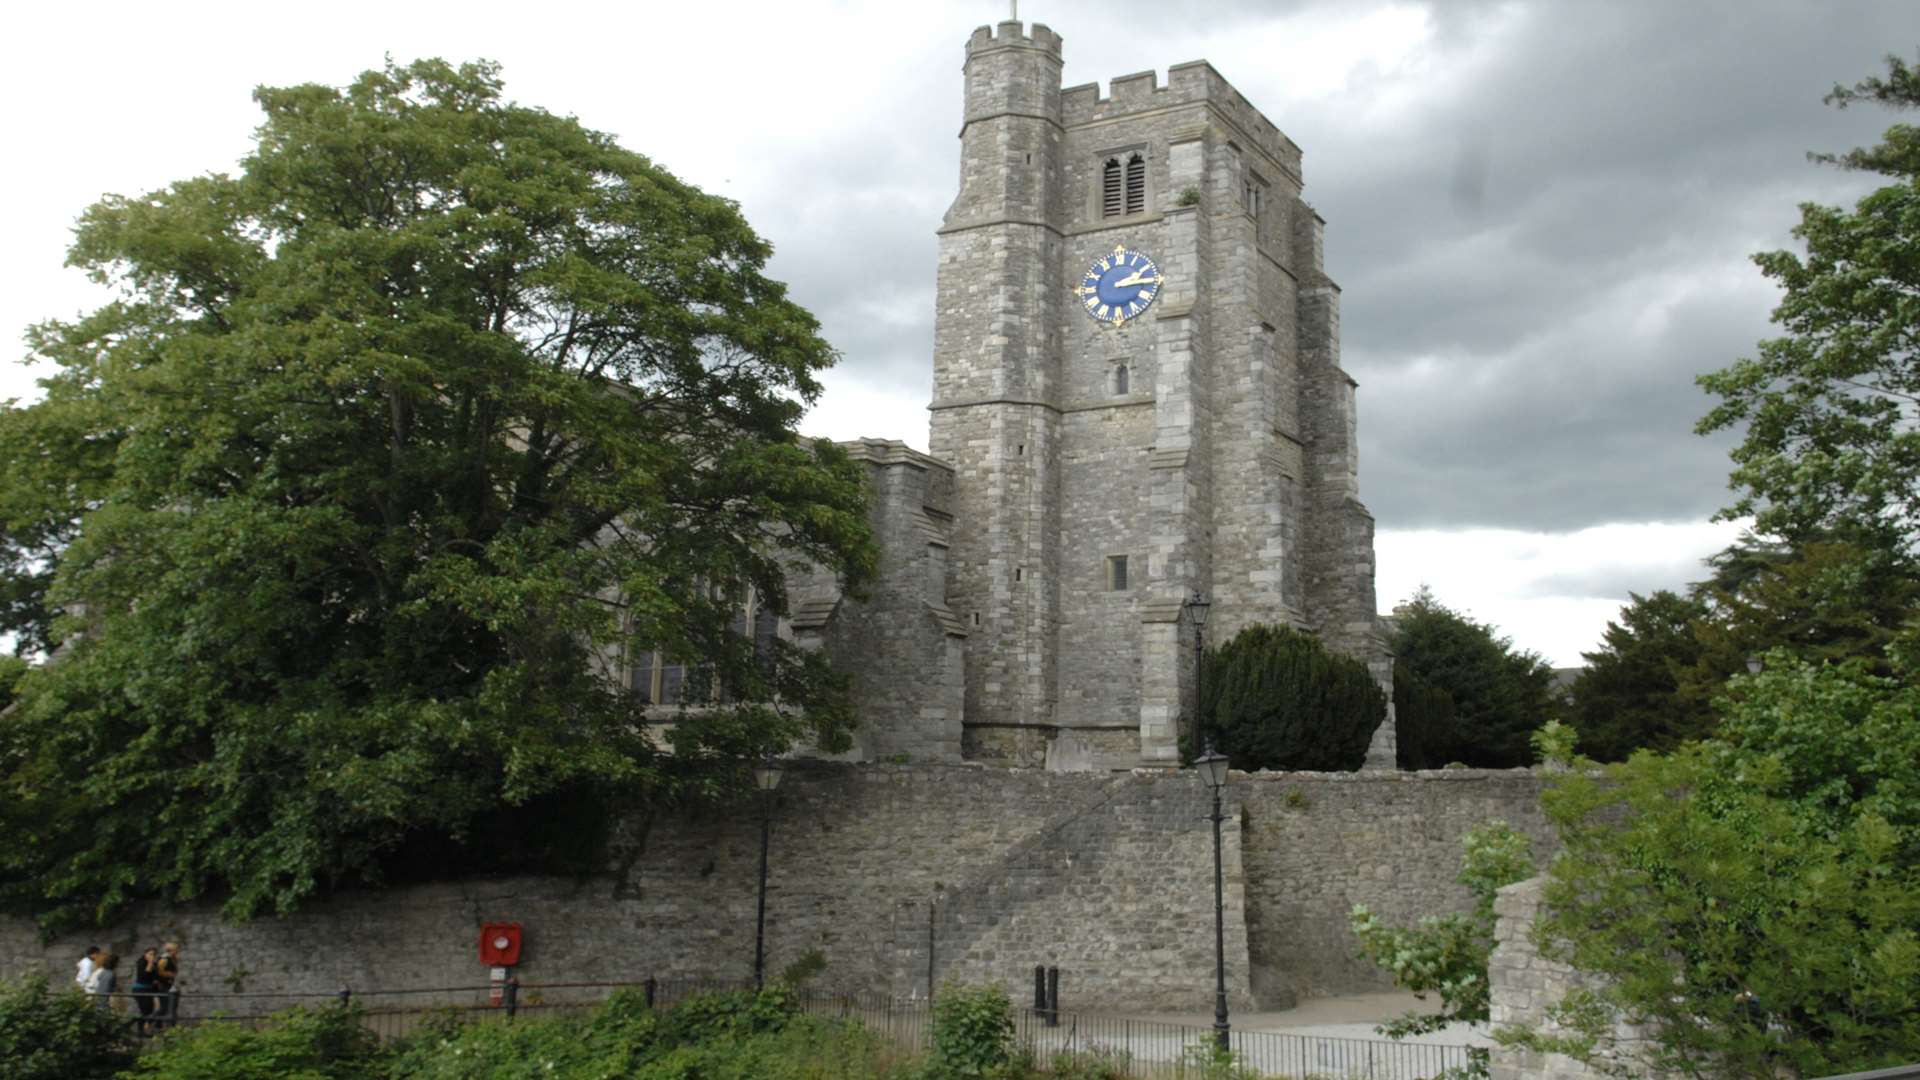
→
(87, 952, 117, 1011)
(75, 946, 100, 990)
(153, 941, 181, 1026)
(130, 947, 162, 1034)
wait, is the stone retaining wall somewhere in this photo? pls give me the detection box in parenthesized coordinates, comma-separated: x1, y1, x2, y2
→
(2, 763, 1546, 1014)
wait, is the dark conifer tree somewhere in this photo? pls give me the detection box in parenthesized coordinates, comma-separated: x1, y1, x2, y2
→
(1200, 624, 1385, 772)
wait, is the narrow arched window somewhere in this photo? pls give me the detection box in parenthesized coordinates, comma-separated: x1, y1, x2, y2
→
(1102, 157, 1123, 217)
(1124, 154, 1146, 215)
(1112, 364, 1129, 395)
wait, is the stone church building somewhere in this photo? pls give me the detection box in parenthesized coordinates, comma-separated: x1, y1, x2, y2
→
(782, 19, 1392, 772)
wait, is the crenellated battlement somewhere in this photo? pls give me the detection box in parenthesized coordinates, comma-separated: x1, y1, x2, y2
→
(966, 20, 1063, 56)
(1061, 61, 1300, 174)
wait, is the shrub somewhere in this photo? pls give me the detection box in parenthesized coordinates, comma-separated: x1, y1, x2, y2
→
(1175, 1039, 1259, 1079)
(926, 983, 1017, 1078)
(128, 1004, 382, 1080)
(635, 1016, 894, 1080)
(585, 984, 661, 1039)
(1201, 624, 1385, 771)
(779, 947, 829, 987)
(383, 1012, 619, 1080)
(0, 974, 134, 1080)
(657, 985, 798, 1047)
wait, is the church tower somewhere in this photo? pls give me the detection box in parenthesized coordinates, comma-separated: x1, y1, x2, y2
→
(929, 21, 1067, 755)
(928, 20, 1390, 769)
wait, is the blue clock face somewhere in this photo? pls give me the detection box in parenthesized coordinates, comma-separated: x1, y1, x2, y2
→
(1077, 245, 1164, 325)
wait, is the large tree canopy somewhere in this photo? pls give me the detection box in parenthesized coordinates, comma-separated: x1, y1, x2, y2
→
(0, 59, 874, 930)
(1696, 54, 1920, 552)
(1564, 589, 1715, 762)
(1528, 649, 1920, 1077)
(1390, 587, 1556, 770)
(1514, 58, 1920, 1074)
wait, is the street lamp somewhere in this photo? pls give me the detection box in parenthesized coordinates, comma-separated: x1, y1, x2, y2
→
(1194, 743, 1232, 1052)
(1185, 591, 1212, 753)
(752, 756, 784, 989)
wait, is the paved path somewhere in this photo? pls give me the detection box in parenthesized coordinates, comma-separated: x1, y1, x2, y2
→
(1010, 992, 1490, 1078)
(1119, 990, 1494, 1047)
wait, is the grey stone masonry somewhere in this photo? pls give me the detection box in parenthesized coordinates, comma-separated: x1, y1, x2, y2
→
(931, 21, 1068, 753)
(1488, 877, 1649, 1080)
(2, 765, 1545, 1014)
(921, 20, 1391, 769)
(790, 440, 965, 763)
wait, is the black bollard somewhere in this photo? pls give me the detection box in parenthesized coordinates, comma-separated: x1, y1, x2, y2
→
(504, 977, 519, 1019)
(337, 986, 352, 1008)
(644, 976, 657, 1009)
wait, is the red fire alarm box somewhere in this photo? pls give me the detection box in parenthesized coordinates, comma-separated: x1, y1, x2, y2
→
(479, 922, 523, 967)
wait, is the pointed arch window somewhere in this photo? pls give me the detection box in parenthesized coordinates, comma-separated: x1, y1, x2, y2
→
(1112, 363, 1130, 395)
(628, 587, 781, 708)
(631, 650, 687, 706)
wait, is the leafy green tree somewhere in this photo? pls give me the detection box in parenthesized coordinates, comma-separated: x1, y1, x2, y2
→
(1390, 588, 1556, 769)
(1566, 538, 1919, 762)
(1565, 590, 1716, 762)
(0, 654, 26, 712)
(1524, 651, 1920, 1077)
(1198, 624, 1385, 772)
(1696, 53, 1920, 554)
(0, 59, 873, 930)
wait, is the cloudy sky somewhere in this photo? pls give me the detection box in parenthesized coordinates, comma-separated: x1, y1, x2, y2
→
(2, 1, 1910, 664)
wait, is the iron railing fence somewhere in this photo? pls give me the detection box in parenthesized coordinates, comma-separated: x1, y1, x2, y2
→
(1007, 1007, 1475, 1080)
(104, 978, 1475, 1079)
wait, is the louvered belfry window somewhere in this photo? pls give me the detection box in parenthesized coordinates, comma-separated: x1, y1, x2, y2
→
(1102, 157, 1124, 217)
(1102, 153, 1148, 217)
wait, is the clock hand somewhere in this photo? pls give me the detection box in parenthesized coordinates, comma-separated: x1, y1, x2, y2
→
(1111, 271, 1162, 288)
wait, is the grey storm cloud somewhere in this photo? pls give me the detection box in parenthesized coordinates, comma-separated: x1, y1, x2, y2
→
(1292, 1, 1912, 530)
(672, 0, 1911, 535)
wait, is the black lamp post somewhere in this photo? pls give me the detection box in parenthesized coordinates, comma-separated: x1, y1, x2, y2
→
(752, 756, 784, 989)
(1185, 591, 1212, 753)
(1195, 743, 1232, 1053)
